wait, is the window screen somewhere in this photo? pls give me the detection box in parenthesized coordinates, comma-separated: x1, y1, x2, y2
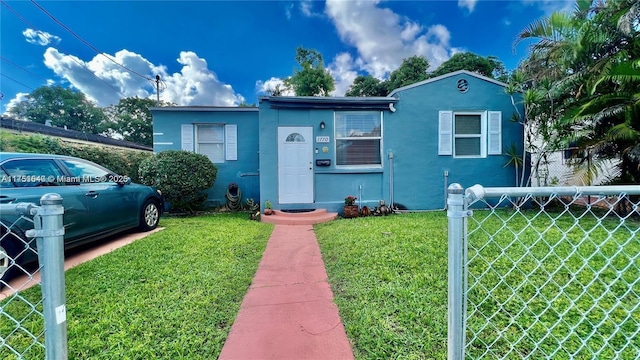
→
(335, 112, 382, 166)
(197, 125, 224, 163)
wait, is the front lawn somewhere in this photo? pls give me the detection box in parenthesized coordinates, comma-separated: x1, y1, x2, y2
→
(1, 213, 273, 360)
(316, 210, 640, 359)
(315, 212, 449, 359)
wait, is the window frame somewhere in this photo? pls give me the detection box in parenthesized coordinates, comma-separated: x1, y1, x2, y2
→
(334, 110, 383, 168)
(195, 124, 225, 163)
(453, 111, 486, 158)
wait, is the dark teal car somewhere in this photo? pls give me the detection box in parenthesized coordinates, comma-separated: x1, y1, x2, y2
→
(0, 152, 163, 283)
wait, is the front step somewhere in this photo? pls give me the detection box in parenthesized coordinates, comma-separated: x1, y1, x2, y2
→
(260, 209, 338, 225)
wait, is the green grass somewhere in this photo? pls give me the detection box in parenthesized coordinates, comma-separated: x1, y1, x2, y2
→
(315, 212, 449, 360)
(3, 208, 638, 359)
(1, 213, 273, 360)
(466, 209, 640, 359)
(316, 210, 640, 359)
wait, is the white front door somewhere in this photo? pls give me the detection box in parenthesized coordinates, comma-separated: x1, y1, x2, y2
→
(278, 127, 314, 204)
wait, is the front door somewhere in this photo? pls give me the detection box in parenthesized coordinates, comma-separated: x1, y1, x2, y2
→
(278, 127, 313, 204)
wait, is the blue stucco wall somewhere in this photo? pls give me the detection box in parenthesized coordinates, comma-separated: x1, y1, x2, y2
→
(259, 73, 524, 213)
(258, 102, 387, 213)
(152, 108, 260, 208)
(386, 73, 525, 210)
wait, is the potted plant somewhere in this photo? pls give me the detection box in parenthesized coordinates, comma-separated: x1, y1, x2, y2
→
(264, 200, 273, 215)
(343, 195, 359, 218)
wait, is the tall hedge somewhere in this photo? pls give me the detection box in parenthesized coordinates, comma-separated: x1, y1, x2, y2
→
(138, 150, 218, 212)
(0, 131, 151, 183)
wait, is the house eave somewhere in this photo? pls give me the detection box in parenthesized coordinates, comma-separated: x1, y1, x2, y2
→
(150, 106, 259, 112)
(259, 96, 398, 110)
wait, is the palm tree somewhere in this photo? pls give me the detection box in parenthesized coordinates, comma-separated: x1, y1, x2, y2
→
(515, 0, 640, 184)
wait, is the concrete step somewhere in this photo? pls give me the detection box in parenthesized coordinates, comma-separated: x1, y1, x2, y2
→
(261, 209, 337, 225)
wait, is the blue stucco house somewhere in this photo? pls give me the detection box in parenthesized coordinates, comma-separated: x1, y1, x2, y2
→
(151, 70, 525, 213)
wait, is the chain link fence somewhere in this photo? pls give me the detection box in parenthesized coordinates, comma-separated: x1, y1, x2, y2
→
(1, 194, 68, 360)
(447, 184, 640, 359)
(530, 148, 621, 187)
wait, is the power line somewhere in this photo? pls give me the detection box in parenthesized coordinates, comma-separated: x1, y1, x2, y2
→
(1, 0, 126, 98)
(1, 73, 35, 91)
(1, 56, 49, 82)
(30, 0, 154, 82)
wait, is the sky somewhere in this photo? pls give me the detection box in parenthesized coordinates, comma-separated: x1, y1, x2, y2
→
(0, 0, 576, 115)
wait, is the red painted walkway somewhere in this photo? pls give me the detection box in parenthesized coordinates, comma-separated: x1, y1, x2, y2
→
(219, 225, 354, 360)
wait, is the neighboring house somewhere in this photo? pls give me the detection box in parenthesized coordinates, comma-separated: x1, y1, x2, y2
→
(1, 116, 152, 151)
(152, 70, 525, 212)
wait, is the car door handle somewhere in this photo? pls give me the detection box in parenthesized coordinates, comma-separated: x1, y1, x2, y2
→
(85, 192, 99, 198)
(0, 196, 16, 203)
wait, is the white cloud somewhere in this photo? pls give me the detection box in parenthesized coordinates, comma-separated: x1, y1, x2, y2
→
(285, 3, 294, 19)
(324, 0, 454, 79)
(327, 52, 358, 96)
(255, 77, 295, 96)
(458, 0, 477, 13)
(42, 48, 244, 107)
(23, 28, 61, 46)
(3, 92, 29, 116)
(159, 51, 245, 106)
(300, 0, 313, 17)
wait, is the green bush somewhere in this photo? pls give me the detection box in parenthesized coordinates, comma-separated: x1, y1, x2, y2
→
(0, 131, 152, 183)
(138, 150, 218, 212)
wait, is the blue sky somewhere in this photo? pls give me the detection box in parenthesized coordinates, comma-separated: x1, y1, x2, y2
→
(1, 0, 575, 114)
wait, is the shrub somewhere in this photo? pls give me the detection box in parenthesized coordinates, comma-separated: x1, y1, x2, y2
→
(138, 150, 218, 212)
(0, 131, 152, 183)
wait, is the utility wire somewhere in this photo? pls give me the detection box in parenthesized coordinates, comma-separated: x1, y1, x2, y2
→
(1, 73, 35, 91)
(1, 56, 49, 82)
(30, 0, 153, 82)
(1, 0, 126, 98)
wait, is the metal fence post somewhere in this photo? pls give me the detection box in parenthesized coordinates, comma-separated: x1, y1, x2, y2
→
(447, 183, 467, 360)
(28, 193, 67, 360)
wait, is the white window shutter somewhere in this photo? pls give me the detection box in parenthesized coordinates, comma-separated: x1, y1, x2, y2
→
(181, 124, 193, 151)
(488, 111, 502, 155)
(438, 111, 453, 155)
(225, 124, 237, 161)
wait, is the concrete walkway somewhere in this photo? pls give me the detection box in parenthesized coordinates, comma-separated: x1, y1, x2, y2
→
(219, 225, 354, 360)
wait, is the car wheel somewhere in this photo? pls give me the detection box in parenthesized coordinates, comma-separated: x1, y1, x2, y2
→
(1, 236, 23, 287)
(139, 199, 160, 231)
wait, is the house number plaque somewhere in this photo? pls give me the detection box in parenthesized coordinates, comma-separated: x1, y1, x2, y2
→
(316, 136, 330, 143)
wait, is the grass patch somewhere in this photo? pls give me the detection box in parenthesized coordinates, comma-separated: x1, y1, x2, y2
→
(315, 212, 449, 359)
(466, 209, 640, 359)
(1, 213, 272, 359)
(316, 210, 639, 359)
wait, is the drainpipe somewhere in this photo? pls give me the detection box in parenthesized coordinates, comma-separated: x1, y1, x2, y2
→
(444, 170, 449, 209)
(388, 151, 394, 207)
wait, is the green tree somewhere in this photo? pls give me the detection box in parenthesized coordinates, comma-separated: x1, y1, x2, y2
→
(515, 0, 640, 185)
(103, 97, 164, 147)
(384, 55, 430, 93)
(284, 47, 335, 96)
(431, 52, 507, 81)
(345, 75, 387, 97)
(7, 85, 106, 134)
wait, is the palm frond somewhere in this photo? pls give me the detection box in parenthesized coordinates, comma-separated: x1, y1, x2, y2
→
(608, 122, 640, 142)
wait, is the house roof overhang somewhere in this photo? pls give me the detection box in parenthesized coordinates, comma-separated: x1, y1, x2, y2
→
(259, 96, 398, 110)
(150, 106, 258, 113)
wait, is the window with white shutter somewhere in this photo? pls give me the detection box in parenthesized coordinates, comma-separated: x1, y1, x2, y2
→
(487, 111, 502, 155)
(439, 110, 501, 158)
(438, 111, 453, 155)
